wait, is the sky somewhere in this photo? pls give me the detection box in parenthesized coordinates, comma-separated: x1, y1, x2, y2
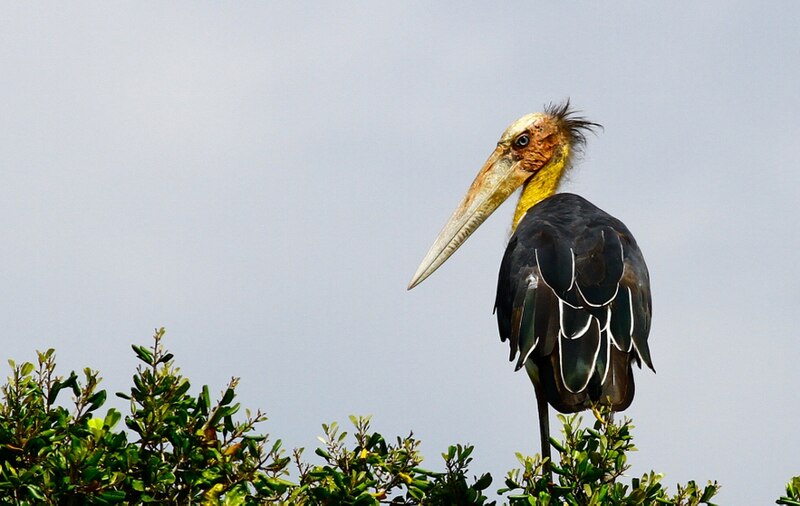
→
(1, 2, 799, 504)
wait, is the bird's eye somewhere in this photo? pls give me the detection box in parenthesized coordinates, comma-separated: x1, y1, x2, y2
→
(514, 133, 530, 149)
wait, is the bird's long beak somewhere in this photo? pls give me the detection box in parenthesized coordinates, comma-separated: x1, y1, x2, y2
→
(408, 145, 529, 289)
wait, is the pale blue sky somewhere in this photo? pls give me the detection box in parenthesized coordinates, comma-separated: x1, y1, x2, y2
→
(1, 3, 798, 504)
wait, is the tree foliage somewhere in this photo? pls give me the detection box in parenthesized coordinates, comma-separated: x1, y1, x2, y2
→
(0, 329, 788, 504)
(778, 476, 800, 506)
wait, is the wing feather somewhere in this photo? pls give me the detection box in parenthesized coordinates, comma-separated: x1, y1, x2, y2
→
(514, 273, 540, 370)
(495, 193, 653, 412)
(559, 299, 593, 339)
(609, 287, 634, 352)
(559, 317, 602, 393)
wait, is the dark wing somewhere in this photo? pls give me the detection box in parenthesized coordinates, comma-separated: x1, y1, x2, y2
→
(494, 194, 652, 413)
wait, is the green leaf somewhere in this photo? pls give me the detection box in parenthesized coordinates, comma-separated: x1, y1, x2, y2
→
(199, 385, 211, 414)
(220, 386, 235, 406)
(353, 491, 378, 506)
(26, 484, 45, 500)
(87, 416, 105, 437)
(157, 353, 174, 364)
(408, 486, 425, 501)
(98, 490, 127, 503)
(88, 390, 107, 412)
(174, 379, 191, 398)
(47, 372, 78, 404)
(474, 472, 492, 491)
(20, 362, 35, 377)
(105, 408, 122, 428)
(131, 344, 153, 364)
(700, 482, 718, 502)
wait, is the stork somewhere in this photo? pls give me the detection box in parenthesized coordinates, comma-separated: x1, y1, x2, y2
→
(408, 101, 654, 469)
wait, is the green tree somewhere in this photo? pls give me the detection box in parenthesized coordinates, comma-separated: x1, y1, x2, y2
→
(0, 329, 788, 504)
(778, 476, 800, 506)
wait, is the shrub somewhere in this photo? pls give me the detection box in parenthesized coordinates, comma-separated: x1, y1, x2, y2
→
(0, 328, 787, 505)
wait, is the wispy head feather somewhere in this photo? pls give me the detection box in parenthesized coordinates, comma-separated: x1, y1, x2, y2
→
(544, 99, 602, 154)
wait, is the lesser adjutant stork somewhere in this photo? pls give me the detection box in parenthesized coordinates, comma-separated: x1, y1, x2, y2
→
(408, 101, 654, 468)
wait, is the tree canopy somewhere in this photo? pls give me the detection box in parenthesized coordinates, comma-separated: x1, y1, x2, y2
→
(0, 329, 792, 505)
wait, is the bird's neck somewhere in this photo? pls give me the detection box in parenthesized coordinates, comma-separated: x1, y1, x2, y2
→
(512, 145, 570, 231)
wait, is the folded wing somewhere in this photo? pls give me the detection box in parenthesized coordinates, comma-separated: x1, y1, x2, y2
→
(495, 193, 652, 413)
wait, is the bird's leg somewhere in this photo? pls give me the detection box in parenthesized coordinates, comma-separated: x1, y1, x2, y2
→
(534, 382, 552, 481)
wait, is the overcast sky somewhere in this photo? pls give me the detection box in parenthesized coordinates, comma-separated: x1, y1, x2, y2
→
(1, 2, 798, 504)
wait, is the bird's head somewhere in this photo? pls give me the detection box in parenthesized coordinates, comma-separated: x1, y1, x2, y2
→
(408, 101, 599, 290)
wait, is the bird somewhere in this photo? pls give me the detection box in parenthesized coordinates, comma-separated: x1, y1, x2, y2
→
(407, 101, 654, 470)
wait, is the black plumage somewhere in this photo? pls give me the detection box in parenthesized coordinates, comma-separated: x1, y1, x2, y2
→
(495, 193, 653, 414)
